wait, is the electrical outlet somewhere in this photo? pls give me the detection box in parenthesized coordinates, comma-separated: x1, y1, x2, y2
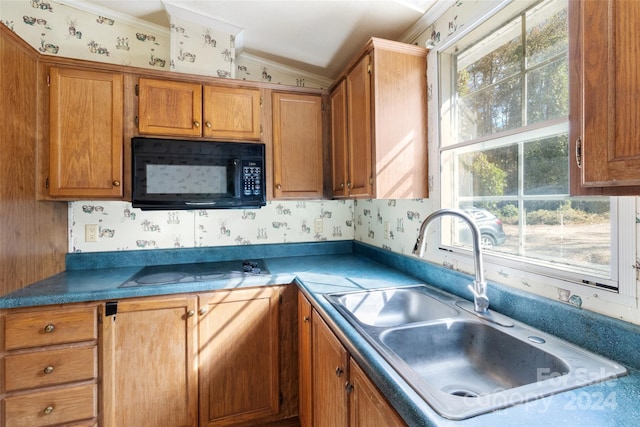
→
(384, 221, 390, 239)
(314, 218, 323, 233)
(85, 224, 98, 242)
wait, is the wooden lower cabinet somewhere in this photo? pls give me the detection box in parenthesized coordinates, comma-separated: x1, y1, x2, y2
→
(349, 358, 405, 427)
(0, 303, 99, 427)
(100, 295, 199, 427)
(302, 291, 406, 427)
(198, 286, 284, 427)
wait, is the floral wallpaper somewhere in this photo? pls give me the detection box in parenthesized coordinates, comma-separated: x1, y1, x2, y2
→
(0, 0, 327, 88)
(70, 200, 354, 253)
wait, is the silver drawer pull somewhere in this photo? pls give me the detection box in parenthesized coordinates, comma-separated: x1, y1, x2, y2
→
(43, 406, 54, 415)
(43, 366, 54, 375)
(44, 324, 55, 333)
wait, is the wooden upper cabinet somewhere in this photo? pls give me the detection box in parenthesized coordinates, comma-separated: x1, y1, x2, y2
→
(570, 0, 640, 194)
(345, 54, 373, 198)
(330, 38, 428, 199)
(137, 77, 261, 140)
(48, 67, 124, 198)
(272, 91, 324, 198)
(137, 78, 203, 137)
(203, 86, 261, 139)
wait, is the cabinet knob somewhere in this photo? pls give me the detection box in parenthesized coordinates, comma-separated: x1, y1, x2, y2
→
(345, 382, 354, 393)
(276, 184, 282, 190)
(199, 307, 207, 315)
(43, 366, 54, 375)
(112, 180, 121, 187)
(187, 310, 195, 317)
(335, 367, 344, 377)
(193, 121, 200, 128)
(303, 315, 310, 323)
(347, 181, 352, 189)
(43, 406, 54, 415)
(44, 324, 55, 333)
(340, 182, 344, 189)
(205, 121, 212, 128)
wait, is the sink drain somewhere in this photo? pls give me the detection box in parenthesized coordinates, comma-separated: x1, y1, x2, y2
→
(442, 385, 480, 398)
(449, 390, 479, 398)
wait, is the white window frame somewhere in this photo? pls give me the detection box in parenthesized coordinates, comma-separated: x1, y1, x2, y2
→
(432, 0, 637, 307)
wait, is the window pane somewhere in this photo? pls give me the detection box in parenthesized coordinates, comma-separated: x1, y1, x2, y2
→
(523, 134, 569, 195)
(526, 58, 568, 124)
(457, 145, 517, 197)
(526, 0, 568, 67)
(458, 76, 522, 141)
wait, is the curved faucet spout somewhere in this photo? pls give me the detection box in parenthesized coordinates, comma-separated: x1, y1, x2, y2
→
(412, 208, 489, 313)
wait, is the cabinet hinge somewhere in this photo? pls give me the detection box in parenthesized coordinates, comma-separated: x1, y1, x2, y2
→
(279, 392, 283, 406)
(135, 84, 139, 96)
(279, 293, 283, 305)
(321, 102, 325, 113)
(575, 137, 583, 169)
(46, 74, 50, 87)
(369, 175, 374, 186)
(106, 301, 118, 316)
(260, 124, 263, 134)
(260, 96, 263, 107)
(135, 116, 139, 127)
(367, 64, 372, 74)
(45, 178, 49, 189)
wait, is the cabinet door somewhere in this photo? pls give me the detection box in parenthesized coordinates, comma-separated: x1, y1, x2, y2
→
(100, 296, 198, 427)
(346, 54, 373, 197)
(202, 86, 261, 140)
(312, 309, 348, 427)
(272, 92, 324, 198)
(349, 358, 406, 427)
(138, 78, 203, 137)
(330, 80, 349, 198)
(199, 287, 281, 426)
(49, 67, 123, 198)
(570, 0, 640, 191)
(298, 292, 313, 427)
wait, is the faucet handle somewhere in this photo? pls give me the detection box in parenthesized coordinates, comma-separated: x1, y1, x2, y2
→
(467, 283, 489, 313)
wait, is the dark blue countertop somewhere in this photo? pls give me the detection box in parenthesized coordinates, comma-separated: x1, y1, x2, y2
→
(1, 241, 639, 426)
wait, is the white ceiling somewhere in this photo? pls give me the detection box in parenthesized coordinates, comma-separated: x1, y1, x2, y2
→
(71, 0, 443, 79)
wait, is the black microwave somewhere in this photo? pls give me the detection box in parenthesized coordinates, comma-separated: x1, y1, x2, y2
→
(131, 137, 266, 210)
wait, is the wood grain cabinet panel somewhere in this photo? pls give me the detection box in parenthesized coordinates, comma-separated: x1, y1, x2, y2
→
(138, 78, 262, 141)
(330, 38, 428, 199)
(3, 383, 97, 427)
(100, 295, 198, 427)
(0, 303, 99, 427)
(198, 286, 281, 427)
(203, 86, 261, 140)
(272, 92, 324, 198)
(3, 305, 97, 350)
(3, 345, 96, 392)
(569, 0, 640, 194)
(298, 291, 313, 427)
(138, 78, 203, 137)
(48, 67, 124, 198)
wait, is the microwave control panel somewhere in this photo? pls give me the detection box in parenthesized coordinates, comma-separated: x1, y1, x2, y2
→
(242, 162, 262, 196)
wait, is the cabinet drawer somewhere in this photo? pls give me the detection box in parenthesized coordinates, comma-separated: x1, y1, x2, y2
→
(3, 346, 97, 392)
(3, 383, 97, 427)
(3, 306, 97, 350)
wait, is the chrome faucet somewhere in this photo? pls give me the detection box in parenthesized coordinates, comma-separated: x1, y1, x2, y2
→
(412, 208, 489, 314)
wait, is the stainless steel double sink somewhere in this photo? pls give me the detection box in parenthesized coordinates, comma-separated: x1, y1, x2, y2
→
(325, 285, 627, 420)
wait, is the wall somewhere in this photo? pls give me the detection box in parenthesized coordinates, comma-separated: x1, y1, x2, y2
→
(0, 0, 330, 88)
(0, 25, 67, 296)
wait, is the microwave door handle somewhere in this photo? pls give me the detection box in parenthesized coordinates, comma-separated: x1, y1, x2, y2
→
(185, 202, 218, 206)
(233, 159, 242, 198)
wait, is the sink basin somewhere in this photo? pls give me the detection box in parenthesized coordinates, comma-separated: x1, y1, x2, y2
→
(380, 320, 570, 396)
(327, 286, 458, 327)
(325, 285, 628, 420)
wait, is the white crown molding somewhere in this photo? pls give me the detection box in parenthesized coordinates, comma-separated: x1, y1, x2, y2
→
(237, 52, 334, 88)
(399, 0, 455, 44)
(162, 0, 243, 35)
(55, 0, 170, 35)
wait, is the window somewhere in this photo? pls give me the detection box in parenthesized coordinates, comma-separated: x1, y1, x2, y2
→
(438, 0, 630, 292)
